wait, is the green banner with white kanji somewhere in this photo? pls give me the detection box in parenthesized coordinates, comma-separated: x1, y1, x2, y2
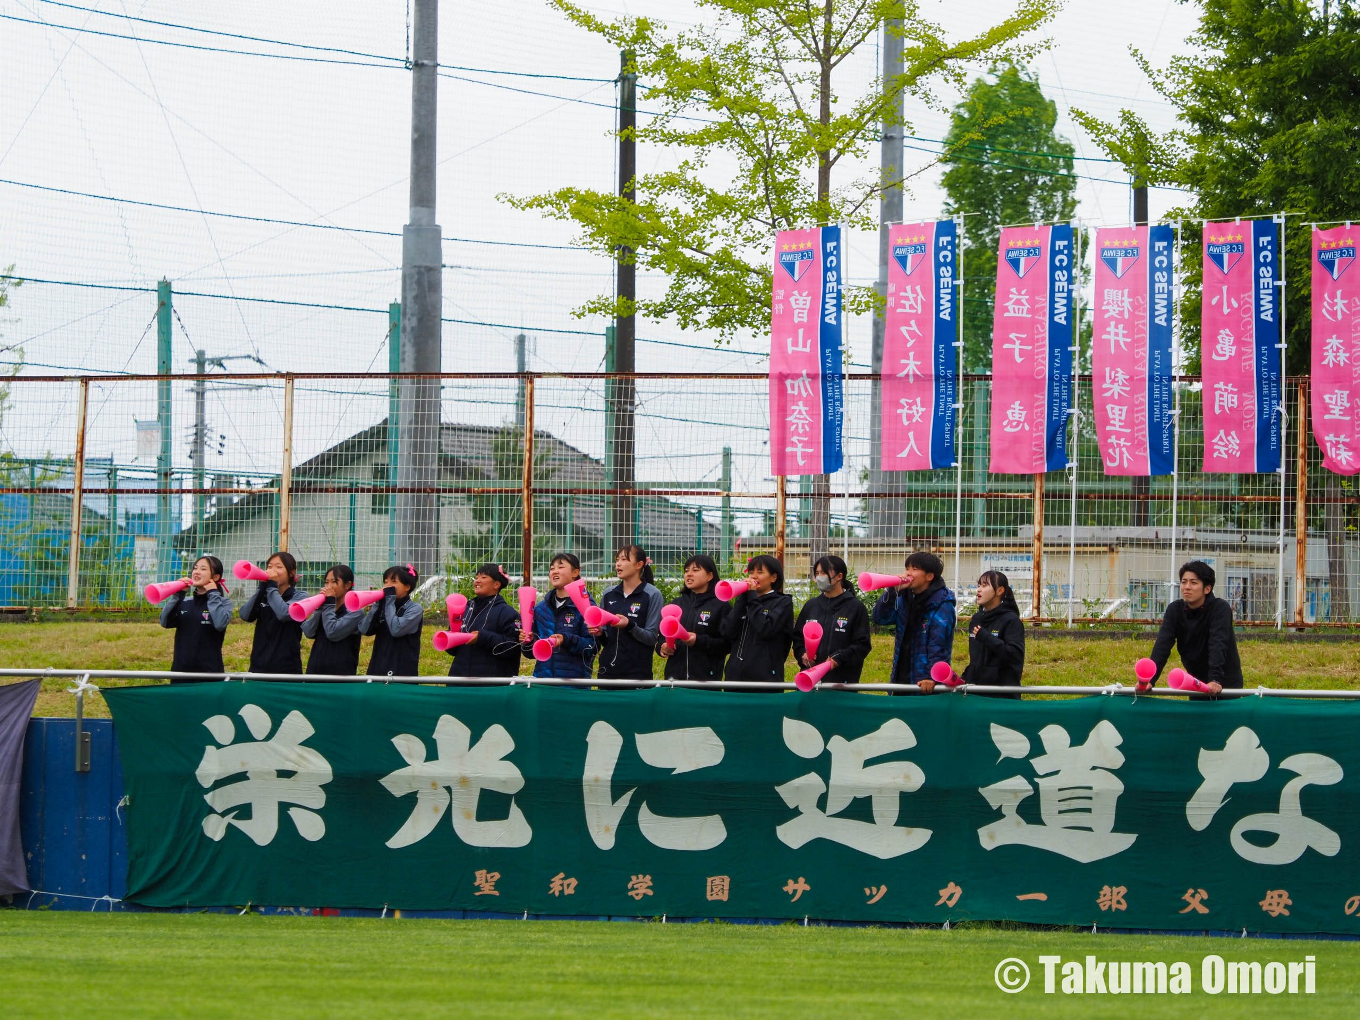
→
(104, 683, 1360, 934)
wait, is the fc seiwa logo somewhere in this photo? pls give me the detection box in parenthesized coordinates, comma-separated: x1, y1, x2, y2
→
(1005, 237, 1043, 278)
(1100, 241, 1141, 279)
(1206, 232, 1246, 275)
(778, 240, 816, 282)
(1317, 238, 1355, 281)
(892, 234, 929, 275)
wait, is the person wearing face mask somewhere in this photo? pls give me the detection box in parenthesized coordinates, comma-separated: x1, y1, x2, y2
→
(302, 564, 362, 677)
(657, 554, 730, 681)
(718, 554, 794, 685)
(792, 555, 872, 684)
(238, 551, 308, 675)
(960, 570, 1024, 698)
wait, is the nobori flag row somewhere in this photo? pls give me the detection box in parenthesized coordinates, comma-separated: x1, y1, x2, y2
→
(768, 220, 1353, 478)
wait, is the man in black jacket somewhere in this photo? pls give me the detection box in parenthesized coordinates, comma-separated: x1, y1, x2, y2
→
(1146, 561, 1243, 694)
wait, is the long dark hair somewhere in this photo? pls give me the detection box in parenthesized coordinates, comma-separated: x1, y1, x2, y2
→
(268, 550, 298, 584)
(383, 563, 419, 589)
(746, 554, 784, 592)
(813, 554, 853, 592)
(683, 553, 718, 592)
(616, 544, 654, 586)
(979, 570, 1020, 614)
(194, 555, 224, 580)
(325, 564, 355, 590)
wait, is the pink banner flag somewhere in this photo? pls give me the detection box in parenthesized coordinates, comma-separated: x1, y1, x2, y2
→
(1312, 226, 1360, 475)
(989, 224, 1074, 474)
(1201, 220, 1282, 474)
(770, 226, 844, 476)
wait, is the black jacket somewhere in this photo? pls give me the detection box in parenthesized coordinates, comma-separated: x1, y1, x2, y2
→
(961, 603, 1025, 697)
(597, 582, 663, 680)
(360, 592, 424, 677)
(301, 597, 362, 676)
(447, 594, 522, 678)
(720, 589, 794, 683)
(160, 587, 232, 677)
(1148, 593, 1243, 689)
(239, 582, 307, 674)
(658, 588, 731, 681)
(792, 590, 872, 683)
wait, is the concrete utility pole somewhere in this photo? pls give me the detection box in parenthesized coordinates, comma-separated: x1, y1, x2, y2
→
(514, 332, 527, 434)
(188, 352, 256, 545)
(867, 17, 904, 540)
(607, 49, 638, 552)
(397, 0, 443, 578)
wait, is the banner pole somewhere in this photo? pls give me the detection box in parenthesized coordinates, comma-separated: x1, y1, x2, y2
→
(952, 215, 966, 594)
(775, 475, 787, 564)
(1169, 222, 1183, 596)
(1274, 212, 1289, 630)
(1294, 378, 1308, 628)
(1031, 471, 1044, 621)
(1066, 222, 1082, 627)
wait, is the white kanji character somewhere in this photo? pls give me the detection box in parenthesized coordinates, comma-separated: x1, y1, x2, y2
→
(1105, 435, 1133, 468)
(196, 705, 332, 846)
(786, 327, 813, 354)
(1103, 320, 1130, 355)
(897, 352, 923, 382)
(1324, 434, 1354, 468)
(785, 434, 812, 466)
(1106, 404, 1131, 434)
(898, 320, 923, 348)
(1102, 288, 1132, 319)
(977, 721, 1136, 863)
(1213, 382, 1239, 415)
(897, 396, 926, 425)
(380, 714, 532, 849)
(898, 285, 925, 315)
(1210, 328, 1237, 362)
(789, 291, 813, 324)
(776, 718, 930, 859)
(1210, 429, 1241, 459)
(1322, 389, 1351, 421)
(1210, 285, 1239, 313)
(1102, 367, 1131, 400)
(1003, 288, 1032, 318)
(785, 371, 814, 398)
(1321, 335, 1348, 368)
(1322, 290, 1348, 323)
(896, 432, 922, 459)
(1003, 333, 1033, 363)
(583, 722, 726, 851)
(786, 401, 813, 435)
(1003, 400, 1029, 433)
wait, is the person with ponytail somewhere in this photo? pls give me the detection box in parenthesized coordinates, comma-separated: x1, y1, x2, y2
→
(657, 554, 730, 681)
(719, 554, 794, 685)
(160, 554, 231, 680)
(238, 551, 308, 675)
(358, 563, 424, 676)
(447, 564, 522, 678)
(593, 544, 664, 681)
(792, 555, 872, 684)
(960, 570, 1025, 698)
(302, 564, 362, 677)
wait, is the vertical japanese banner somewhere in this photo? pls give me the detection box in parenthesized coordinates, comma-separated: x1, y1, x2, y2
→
(770, 226, 844, 475)
(1311, 226, 1360, 475)
(989, 224, 1074, 473)
(1091, 225, 1176, 475)
(881, 220, 957, 469)
(1201, 219, 1282, 473)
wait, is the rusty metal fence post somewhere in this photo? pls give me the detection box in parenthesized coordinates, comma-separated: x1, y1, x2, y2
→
(1031, 472, 1044, 621)
(521, 374, 535, 584)
(1294, 378, 1308, 628)
(65, 378, 89, 609)
(278, 374, 295, 552)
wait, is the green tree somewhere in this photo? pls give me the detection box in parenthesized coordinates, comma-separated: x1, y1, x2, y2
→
(940, 63, 1078, 373)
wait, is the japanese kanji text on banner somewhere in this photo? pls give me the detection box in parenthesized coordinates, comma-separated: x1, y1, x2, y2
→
(1091, 225, 1176, 476)
(106, 684, 1360, 935)
(1312, 226, 1359, 475)
(1200, 219, 1283, 473)
(770, 226, 844, 476)
(881, 220, 957, 470)
(989, 224, 1075, 474)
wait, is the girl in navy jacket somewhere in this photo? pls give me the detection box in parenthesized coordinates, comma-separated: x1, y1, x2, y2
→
(301, 564, 362, 676)
(359, 564, 424, 676)
(594, 544, 663, 681)
(520, 553, 596, 680)
(239, 551, 308, 675)
(657, 554, 730, 681)
(720, 554, 795, 684)
(447, 564, 523, 678)
(160, 554, 232, 679)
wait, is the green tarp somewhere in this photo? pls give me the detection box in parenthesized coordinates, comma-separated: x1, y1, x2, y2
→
(104, 683, 1360, 934)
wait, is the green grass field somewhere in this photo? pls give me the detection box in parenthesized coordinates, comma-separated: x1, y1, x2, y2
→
(1, 620, 1357, 716)
(2, 914, 1356, 1018)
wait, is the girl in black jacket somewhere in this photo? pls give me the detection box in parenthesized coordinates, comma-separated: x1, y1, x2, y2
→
(792, 555, 872, 684)
(720, 554, 794, 685)
(302, 564, 362, 676)
(961, 570, 1025, 698)
(159, 555, 232, 679)
(594, 544, 664, 681)
(239, 551, 308, 674)
(658, 554, 730, 681)
(447, 564, 522, 678)
(359, 564, 424, 676)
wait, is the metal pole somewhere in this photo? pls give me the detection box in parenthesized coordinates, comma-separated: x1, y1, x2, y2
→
(1169, 222, 1182, 593)
(1066, 222, 1082, 627)
(65, 378, 88, 609)
(73, 673, 90, 772)
(1032, 472, 1044, 621)
(720, 445, 732, 571)
(609, 49, 637, 551)
(279, 375, 294, 553)
(397, 0, 443, 578)
(156, 280, 173, 579)
(387, 301, 400, 566)
(514, 332, 527, 433)
(603, 324, 615, 560)
(1294, 378, 1308, 628)
(775, 475, 787, 564)
(1274, 212, 1289, 629)
(521, 375, 535, 584)
(952, 215, 965, 593)
(192, 349, 206, 538)
(1131, 185, 1151, 526)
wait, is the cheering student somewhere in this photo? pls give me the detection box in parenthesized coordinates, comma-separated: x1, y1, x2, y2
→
(960, 570, 1024, 698)
(1145, 560, 1243, 695)
(302, 564, 362, 677)
(792, 555, 872, 684)
(719, 554, 794, 685)
(520, 552, 597, 681)
(238, 551, 309, 675)
(358, 564, 425, 677)
(593, 545, 664, 681)
(872, 551, 956, 693)
(447, 564, 522, 679)
(159, 554, 232, 680)
(657, 553, 730, 681)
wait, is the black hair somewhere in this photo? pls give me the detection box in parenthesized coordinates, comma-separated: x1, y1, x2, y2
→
(194, 554, 224, 579)
(905, 550, 944, 580)
(383, 563, 419, 589)
(1179, 560, 1216, 591)
(978, 570, 1020, 614)
(475, 563, 510, 590)
(325, 564, 355, 589)
(683, 554, 718, 591)
(813, 555, 853, 591)
(616, 544, 654, 586)
(550, 552, 581, 571)
(746, 554, 785, 592)
(267, 551, 298, 584)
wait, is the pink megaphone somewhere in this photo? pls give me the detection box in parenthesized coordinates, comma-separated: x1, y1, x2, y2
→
(930, 661, 963, 686)
(517, 586, 538, 635)
(445, 593, 468, 633)
(532, 638, 555, 661)
(795, 658, 836, 692)
(233, 559, 269, 582)
(345, 589, 387, 612)
(289, 592, 327, 623)
(144, 578, 190, 604)
(585, 605, 623, 628)
(1134, 657, 1157, 690)
(858, 572, 906, 591)
(715, 579, 749, 600)
(564, 578, 593, 616)
(661, 603, 682, 620)
(433, 630, 476, 652)
(659, 615, 693, 649)
(802, 620, 824, 661)
(1167, 667, 1213, 694)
